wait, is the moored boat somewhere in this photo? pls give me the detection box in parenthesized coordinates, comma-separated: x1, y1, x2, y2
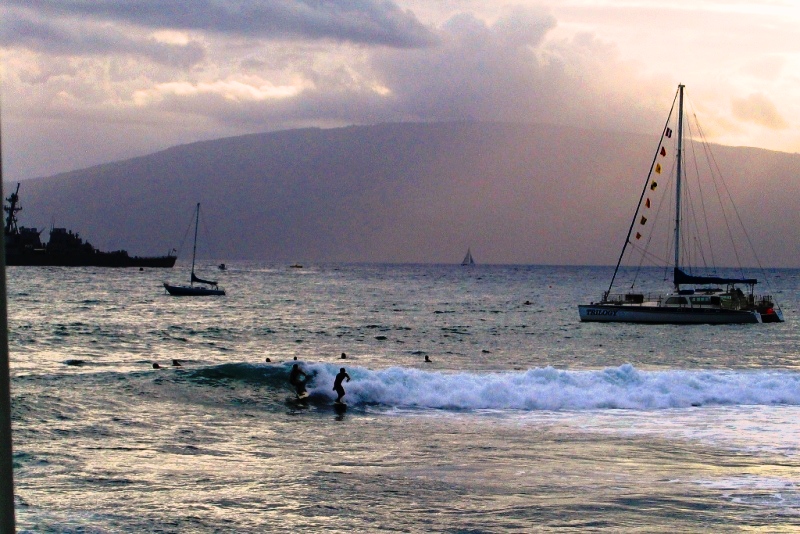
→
(164, 203, 225, 296)
(578, 85, 782, 325)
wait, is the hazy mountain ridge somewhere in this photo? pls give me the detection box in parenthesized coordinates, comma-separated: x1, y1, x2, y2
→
(7, 122, 800, 266)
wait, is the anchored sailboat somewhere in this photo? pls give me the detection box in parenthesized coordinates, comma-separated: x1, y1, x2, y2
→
(578, 85, 782, 324)
(164, 203, 225, 296)
(461, 248, 475, 266)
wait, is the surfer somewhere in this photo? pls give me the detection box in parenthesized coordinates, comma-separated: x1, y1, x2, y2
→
(289, 364, 308, 396)
(333, 367, 351, 403)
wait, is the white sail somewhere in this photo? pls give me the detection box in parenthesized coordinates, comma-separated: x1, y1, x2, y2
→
(461, 248, 475, 266)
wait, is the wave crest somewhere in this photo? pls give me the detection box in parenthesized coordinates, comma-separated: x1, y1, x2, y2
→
(192, 362, 800, 411)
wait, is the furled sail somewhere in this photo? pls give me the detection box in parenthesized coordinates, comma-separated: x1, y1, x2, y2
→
(192, 272, 218, 286)
(673, 268, 756, 287)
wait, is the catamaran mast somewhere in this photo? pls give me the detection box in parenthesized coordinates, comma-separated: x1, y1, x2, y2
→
(191, 203, 199, 283)
(673, 84, 685, 289)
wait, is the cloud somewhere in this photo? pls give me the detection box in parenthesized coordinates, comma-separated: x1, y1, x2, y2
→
(1, 15, 206, 67)
(368, 8, 663, 132)
(731, 93, 788, 130)
(0, 4, 668, 179)
(133, 79, 305, 106)
(5, 0, 438, 48)
(740, 55, 786, 81)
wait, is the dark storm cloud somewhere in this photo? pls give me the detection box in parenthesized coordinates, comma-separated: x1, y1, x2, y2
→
(1, 16, 206, 67)
(6, 0, 438, 48)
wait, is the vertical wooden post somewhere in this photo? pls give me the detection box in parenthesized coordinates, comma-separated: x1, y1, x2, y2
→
(0, 89, 18, 532)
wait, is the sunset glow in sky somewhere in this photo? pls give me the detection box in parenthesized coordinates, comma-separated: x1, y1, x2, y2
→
(2, 0, 799, 180)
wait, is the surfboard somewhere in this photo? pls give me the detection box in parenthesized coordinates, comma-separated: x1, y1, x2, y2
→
(297, 391, 310, 399)
(334, 400, 346, 406)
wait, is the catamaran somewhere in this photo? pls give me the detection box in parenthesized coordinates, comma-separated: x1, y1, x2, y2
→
(579, 85, 782, 324)
(164, 203, 225, 296)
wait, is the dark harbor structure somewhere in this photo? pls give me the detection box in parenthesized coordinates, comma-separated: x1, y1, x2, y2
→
(4, 184, 176, 268)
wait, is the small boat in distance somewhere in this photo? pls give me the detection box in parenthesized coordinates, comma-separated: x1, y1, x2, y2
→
(461, 248, 475, 266)
(578, 84, 782, 324)
(164, 203, 225, 296)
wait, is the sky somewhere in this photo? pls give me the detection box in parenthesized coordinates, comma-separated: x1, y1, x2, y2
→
(1, 0, 799, 180)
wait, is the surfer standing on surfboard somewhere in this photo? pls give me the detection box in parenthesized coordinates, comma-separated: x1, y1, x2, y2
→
(333, 367, 351, 403)
(289, 364, 308, 396)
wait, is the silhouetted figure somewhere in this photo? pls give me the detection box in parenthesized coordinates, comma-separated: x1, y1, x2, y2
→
(265, 357, 271, 363)
(333, 367, 351, 403)
(293, 356, 298, 361)
(424, 355, 431, 363)
(172, 359, 182, 367)
(341, 352, 347, 359)
(289, 364, 308, 396)
(152, 363, 161, 369)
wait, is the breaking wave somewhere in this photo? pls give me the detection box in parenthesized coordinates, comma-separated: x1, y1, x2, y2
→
(191, 362, 800, 411)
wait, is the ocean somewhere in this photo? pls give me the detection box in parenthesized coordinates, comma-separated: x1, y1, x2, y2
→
(8, 263, 800, 532)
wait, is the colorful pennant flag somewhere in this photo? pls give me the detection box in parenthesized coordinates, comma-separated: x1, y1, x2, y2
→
(640, 216, 648, 225)
(650, 181, 658, 191)
(655, 163, 662, 174)
(635, 232, 642, 240)
(660, 147, 667, 157)
(645, 198, 651, 208)
(665, 128, 672, 138)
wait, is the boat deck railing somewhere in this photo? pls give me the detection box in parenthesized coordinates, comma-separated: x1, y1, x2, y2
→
(602, 292, 777, 311)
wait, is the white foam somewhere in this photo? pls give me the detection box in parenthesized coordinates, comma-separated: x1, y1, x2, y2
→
(303, 363, 800, 410)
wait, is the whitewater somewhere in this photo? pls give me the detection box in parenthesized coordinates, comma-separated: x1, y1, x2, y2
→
(9, 263, 800, 531)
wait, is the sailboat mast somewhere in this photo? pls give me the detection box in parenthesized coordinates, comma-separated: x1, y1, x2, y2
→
(191, 203, 200, 280)
(673, 84, 685, 288)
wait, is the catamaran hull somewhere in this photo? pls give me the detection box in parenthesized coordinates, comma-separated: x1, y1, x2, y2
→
(578, 304, 762, 324)
(163, 283, 225, 296)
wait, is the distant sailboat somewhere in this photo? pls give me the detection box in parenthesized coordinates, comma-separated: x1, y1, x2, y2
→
(461, 248, 475, 266)
(163, 203, 225, 296)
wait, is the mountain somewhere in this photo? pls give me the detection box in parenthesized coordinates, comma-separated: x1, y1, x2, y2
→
(7, 122, 800, 266)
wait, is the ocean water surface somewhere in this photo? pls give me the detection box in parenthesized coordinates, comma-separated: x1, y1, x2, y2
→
(8, 263, 800, 531)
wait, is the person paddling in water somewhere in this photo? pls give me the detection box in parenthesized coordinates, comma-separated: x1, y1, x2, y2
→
(333, 367, 351, 403)
(289, 363, 308, 396)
